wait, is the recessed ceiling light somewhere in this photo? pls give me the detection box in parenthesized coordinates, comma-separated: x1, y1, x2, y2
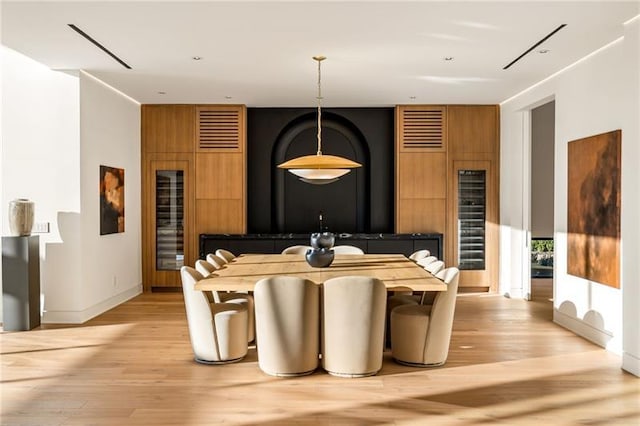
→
(443, 56, 454, 61)
(192, 56, 202, 61)
(538, 49, 550, 54)
(157, 91, 166, 95)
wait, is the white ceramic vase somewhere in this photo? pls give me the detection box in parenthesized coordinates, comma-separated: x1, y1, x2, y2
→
(8, 198, 35, 236)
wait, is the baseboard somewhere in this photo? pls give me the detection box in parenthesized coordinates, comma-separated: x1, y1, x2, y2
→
(553, 308, 614, 349)
(622, 352, 640, 377)
(42, 284, 142, 324)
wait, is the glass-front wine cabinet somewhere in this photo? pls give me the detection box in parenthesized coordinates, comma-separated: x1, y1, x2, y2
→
(457, 170, 486, 270)
(155, 170, 185, 270)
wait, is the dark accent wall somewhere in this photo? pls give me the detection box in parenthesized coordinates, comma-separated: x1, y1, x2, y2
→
(248, 108, 394, 234)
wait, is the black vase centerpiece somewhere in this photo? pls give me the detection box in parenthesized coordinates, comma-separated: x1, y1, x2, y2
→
(306, 231, 335, 268)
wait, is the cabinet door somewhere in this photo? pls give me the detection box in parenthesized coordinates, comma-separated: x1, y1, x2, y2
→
(143, 158, 194, 290)
(142, 105, 195, 153)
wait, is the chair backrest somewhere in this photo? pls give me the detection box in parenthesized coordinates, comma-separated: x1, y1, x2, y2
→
(281, 245, 311, 255)
(254, 276, 320, 376)
(409, 249, 430, 262)
(416, 256, 438, 268)
(206, 254, 226, 269)
(424, 260, 445, 275)
(215, 249, 236, 263)
(332, 245, 365, 255)
(180, 266, 216, 358)
(322, 276, 386, 377)
(423, 267, 460, 363)
(195, 259, 216, 277)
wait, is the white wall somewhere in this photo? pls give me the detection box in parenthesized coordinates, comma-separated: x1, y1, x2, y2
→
(77, 72, 141, 322)
(621, 18, 640, 377)
(1, 46, 82, 320)
(1, 47, 142, 323)
(500, 24, 639, 375)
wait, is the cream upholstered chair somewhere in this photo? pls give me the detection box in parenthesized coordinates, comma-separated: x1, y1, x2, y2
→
(416, 255, 438, 268)
(254, 276, 320, 377)
(424, 260, 445, 275)
(408, 249, 430, 262)
(180, 266, 248, 364)
(332, 245, 365, 255)
(195, 259, 217, 277)
(215, 249, 236, 264)
(281, 245, 311, 255)
(390, 267, 460, 367)
(322, 276, 386, 377)
(206, 253, 227, 269)
(196, 258, 255, 343)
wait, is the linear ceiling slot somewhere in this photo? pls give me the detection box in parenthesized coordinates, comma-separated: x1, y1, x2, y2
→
(68, 24, 132, 69)
(503, 24, 566, 70)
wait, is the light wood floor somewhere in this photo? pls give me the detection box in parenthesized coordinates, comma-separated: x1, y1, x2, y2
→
(2, 291, 638, 425)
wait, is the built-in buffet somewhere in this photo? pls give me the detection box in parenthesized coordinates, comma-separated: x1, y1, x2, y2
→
(141, 104, 499, 292)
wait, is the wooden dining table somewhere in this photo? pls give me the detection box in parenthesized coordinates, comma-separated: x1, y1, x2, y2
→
(195, 253, 447, 292)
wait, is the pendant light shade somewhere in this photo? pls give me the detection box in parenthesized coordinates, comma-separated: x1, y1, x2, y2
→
(277, 56, 362, 184)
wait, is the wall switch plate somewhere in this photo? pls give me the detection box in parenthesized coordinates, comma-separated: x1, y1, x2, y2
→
(32, 222, 50, 233)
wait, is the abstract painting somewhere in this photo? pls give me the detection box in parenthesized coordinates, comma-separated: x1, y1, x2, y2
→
(100, 165, 125, 235)
(567, 130, 620, 288)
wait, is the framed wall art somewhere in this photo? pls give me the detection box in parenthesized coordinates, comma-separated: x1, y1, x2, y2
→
(100, 165, 125, 235)
(567, 130, 621, 288)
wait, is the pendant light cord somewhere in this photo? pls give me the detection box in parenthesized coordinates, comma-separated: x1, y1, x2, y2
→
(316, 57, 323, 156)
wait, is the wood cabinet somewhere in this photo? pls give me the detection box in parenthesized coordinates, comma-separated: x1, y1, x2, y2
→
(142, 155, 194, 290)
(446, 105, 500, 292)
(142, 105, 246, 290)
(194, 106, 247, 236)
(395, 104, 499, 292)
(142, 105, 195, 153)
(395, 106, 447, 236)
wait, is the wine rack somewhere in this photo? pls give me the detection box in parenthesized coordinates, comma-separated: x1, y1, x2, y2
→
(457, 170, 486, 270)
(155, 170, 185, 270)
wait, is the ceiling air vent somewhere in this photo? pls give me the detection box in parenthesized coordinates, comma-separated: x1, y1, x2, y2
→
(197, 108, 241, 151)
(401, 107, 446, 150)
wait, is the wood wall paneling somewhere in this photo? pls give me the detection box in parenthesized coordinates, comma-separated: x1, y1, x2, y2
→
(196, 199, 244, 234)
(395, 106, 448, 246)
(195, 153, 244, 200)
(397, 152, 447, 199)
(141, 105, 195, 153)
(447, 105, 498, 155)
(396, 199, 446, 235)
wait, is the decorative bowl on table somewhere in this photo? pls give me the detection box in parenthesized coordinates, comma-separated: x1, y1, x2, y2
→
(305, 247, 335, 268)
(310, 232, 335, 250)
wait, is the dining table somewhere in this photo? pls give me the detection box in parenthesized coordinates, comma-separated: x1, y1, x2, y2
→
(194, 253, 447, 292)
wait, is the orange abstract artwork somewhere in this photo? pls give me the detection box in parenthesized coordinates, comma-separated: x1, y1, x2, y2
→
(567, 130, 620, 288)
(100, 165, 125, 235)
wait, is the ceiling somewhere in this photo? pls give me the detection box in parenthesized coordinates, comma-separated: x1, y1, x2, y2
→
(2, 1, 639, 106)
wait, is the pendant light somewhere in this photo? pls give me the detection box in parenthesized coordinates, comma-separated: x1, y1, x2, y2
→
(278, 56, 361, 185)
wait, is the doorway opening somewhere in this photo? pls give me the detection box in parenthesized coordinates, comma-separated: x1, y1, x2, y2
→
(530, 100, 555, 301)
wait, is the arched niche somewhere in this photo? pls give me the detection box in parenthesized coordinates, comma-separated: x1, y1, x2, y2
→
(272, 112, 370, 233)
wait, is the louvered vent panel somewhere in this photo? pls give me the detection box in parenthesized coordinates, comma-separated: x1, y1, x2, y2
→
(402, 109, 445, 150)
(198, 110, 240, 150)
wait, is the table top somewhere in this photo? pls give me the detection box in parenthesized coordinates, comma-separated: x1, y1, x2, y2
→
(195, 253, 447, 292)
